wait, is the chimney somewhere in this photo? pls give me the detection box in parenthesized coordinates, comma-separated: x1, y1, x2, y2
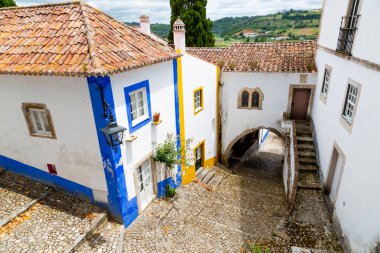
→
(139, 15, 151, 35)
(173, 17, 186, 52)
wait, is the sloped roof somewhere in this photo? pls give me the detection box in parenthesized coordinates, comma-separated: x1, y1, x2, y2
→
(0, 2, 180, 77)
(187, 41, 317, 73)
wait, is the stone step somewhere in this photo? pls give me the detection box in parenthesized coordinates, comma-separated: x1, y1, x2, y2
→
(298, 151, 316, 158)
(74, 221, 124, 253)
(299, 164, 319, 172)
(296, 132, 313, 138)
(0, 187, 106, 253)
(297, 136, 313, 143)
(298, 171, 319, 182)
(297, 144, 315, 152)
(196, 168, 209, 181)
(297, 181, 321, 190)
(295, 120, 311, 126)
(202, 170, 215, 184)
(298, 157, 317, 166)
(296, 126, 313, 134)
(195, 167, 204, 178)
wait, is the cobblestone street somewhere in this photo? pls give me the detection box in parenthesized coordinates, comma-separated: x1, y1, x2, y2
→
(0, 133, 341, 252)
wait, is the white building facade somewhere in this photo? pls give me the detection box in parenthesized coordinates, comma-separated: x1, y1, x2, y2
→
(313, 0, 380, 252)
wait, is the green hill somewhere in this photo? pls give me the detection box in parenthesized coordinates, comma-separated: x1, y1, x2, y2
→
(126, 9, 321, 47)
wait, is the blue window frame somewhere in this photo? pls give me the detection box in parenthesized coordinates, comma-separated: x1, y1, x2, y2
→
(124, 80, 152, 133)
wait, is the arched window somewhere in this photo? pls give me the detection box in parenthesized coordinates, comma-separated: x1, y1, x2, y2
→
(252, 91, 260, 108)
(241, 91, 249, 107)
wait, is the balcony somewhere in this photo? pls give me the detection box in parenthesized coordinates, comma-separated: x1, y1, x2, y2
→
(336, 15, 360, 55)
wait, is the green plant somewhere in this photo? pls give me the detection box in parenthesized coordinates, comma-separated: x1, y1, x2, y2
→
(166, 185, 176, 198)
(217, 60, 225, 68)
(248, 60, 259, 70)
(246, 241, 270, 253)
(228, 62, 236, 70)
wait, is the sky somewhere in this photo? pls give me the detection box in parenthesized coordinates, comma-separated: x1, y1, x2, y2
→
(16, 0, 323, 24)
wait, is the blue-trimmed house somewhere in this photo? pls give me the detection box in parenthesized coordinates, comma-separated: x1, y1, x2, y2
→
(0, 2, 183, 226)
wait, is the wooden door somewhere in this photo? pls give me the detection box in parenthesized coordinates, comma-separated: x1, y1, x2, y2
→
(195, 144, 204, 171)
(327, 148, 345, 204)
(290, 88, 311, 120)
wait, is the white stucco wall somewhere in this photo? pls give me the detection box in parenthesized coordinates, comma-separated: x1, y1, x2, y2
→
(180, 53, 218, 163)
(220, 72, 317, 153)
(319, 0, 380, 65)
(110, 61, 177, 199)
(0, 75, 107, 198)
(313, 49, 380, 252)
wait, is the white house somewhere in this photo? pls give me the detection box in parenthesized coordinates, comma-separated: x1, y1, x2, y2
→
(313, 0, 380, 252)
(0, 2, 219, 227)
(188, 41, 318, 164)
(0, 1, 181, 226)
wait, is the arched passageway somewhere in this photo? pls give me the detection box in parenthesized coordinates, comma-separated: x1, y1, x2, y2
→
(222, 127, 285, 179)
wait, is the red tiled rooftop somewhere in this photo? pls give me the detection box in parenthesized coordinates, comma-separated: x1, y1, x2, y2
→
(0, 2, 180, 77)
(187, 41, 317, 73)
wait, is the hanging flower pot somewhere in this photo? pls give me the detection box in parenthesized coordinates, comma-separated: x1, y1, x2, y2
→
(153, 112, 160, 123)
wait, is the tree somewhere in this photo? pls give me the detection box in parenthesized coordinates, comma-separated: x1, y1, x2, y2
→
(168, 0, 215, 47)
(0, 0, 16, 7)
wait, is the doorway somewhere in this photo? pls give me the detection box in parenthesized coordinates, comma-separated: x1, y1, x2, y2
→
(136, 159, 155, 211)
(194, 142, 204, 171)
(325, 144, 346, 204)
(290, 88, 311, 120)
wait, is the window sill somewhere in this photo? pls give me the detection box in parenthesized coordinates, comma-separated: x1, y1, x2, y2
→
(31, 133, 55, 139)
(194, 107, 204, 115)
(151, 120, 162, 126)
(125, 135, 138, 142)
(319, 93, 328, 105)
(340, 116, 353, 134)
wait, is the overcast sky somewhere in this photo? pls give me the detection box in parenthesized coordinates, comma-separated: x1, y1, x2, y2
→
(17, 0, 323, 24)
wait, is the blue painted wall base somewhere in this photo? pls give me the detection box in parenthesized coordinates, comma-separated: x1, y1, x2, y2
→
(0, 155, 94, 203)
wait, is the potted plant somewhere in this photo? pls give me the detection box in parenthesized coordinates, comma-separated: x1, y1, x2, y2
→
(153, 112, 160, 123)
(153, 134, 192, 198)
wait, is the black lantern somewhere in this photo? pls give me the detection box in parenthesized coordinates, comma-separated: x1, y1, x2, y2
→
(99, 85, 127, 147)
(100, 121, 127, 147)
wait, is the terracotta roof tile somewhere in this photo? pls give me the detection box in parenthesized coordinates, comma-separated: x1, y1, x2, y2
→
(0, 2, 180, 77)
(187, 41, 317, 73)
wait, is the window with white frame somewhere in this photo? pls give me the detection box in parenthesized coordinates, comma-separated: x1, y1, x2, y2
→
(30, 108, 51, 135)
(194, 88, 203, 113)
(342, 83, 358, 124)
(129, 87, 148, 126)
(22, 103, 56, 138)
(321, 68, 331, 96)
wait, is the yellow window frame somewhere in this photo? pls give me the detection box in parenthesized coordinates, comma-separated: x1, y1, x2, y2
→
(193, 86, 204, 115)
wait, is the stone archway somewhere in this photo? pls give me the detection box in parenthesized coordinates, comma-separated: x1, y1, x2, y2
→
(222, 126, 285, 166)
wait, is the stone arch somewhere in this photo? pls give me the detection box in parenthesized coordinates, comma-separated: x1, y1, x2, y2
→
(222, 126, 285, 166)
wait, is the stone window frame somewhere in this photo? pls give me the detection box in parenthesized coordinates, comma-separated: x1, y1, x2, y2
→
(237, 87, 264, 110)
(320, 65, 332, 105)
(22, 103, 57, 139)
(340, 78, 362, 134)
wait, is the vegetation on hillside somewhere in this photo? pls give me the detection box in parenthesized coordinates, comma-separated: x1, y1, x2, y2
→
(0, 0, 16, 7)
(126, 9, 320, 47)
(168, 0, 215, 47)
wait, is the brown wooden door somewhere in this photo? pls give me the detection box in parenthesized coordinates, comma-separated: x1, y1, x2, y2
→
(290, 88, 311, 120)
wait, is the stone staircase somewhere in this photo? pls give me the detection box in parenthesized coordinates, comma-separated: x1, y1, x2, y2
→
(295, 121, 322, 191)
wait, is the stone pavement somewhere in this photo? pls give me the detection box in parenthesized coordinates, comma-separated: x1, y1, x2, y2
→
(0, 132, 342, 252)
(0, 171, 106, 253)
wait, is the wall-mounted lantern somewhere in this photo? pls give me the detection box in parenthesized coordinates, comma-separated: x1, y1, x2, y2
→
(99, 85, 127, 147)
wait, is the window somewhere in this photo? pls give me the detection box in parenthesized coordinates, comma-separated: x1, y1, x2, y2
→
(193, 87, 203, 114)
(336, 0, 360, 55)
(22, 103, 56, 139)
(129, 88, 147, 124)
(241, 91, 249, 107)
(321, 68, 331, 96)
(136, 159, 152, 193)
(237, 87, 264, 110)
(342, 84, 358, 124)
(124, 80, 152, 133)
(252, 91, 260, 108)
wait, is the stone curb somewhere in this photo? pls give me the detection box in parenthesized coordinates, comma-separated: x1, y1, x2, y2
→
(116, 224, 125, 253)
(63, 212, 108, 253)
(0, 188, 52, 227)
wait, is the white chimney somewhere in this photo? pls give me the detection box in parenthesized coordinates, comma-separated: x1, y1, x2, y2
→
(173, 17, 186, 52)
(139, 15, 151, 35)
